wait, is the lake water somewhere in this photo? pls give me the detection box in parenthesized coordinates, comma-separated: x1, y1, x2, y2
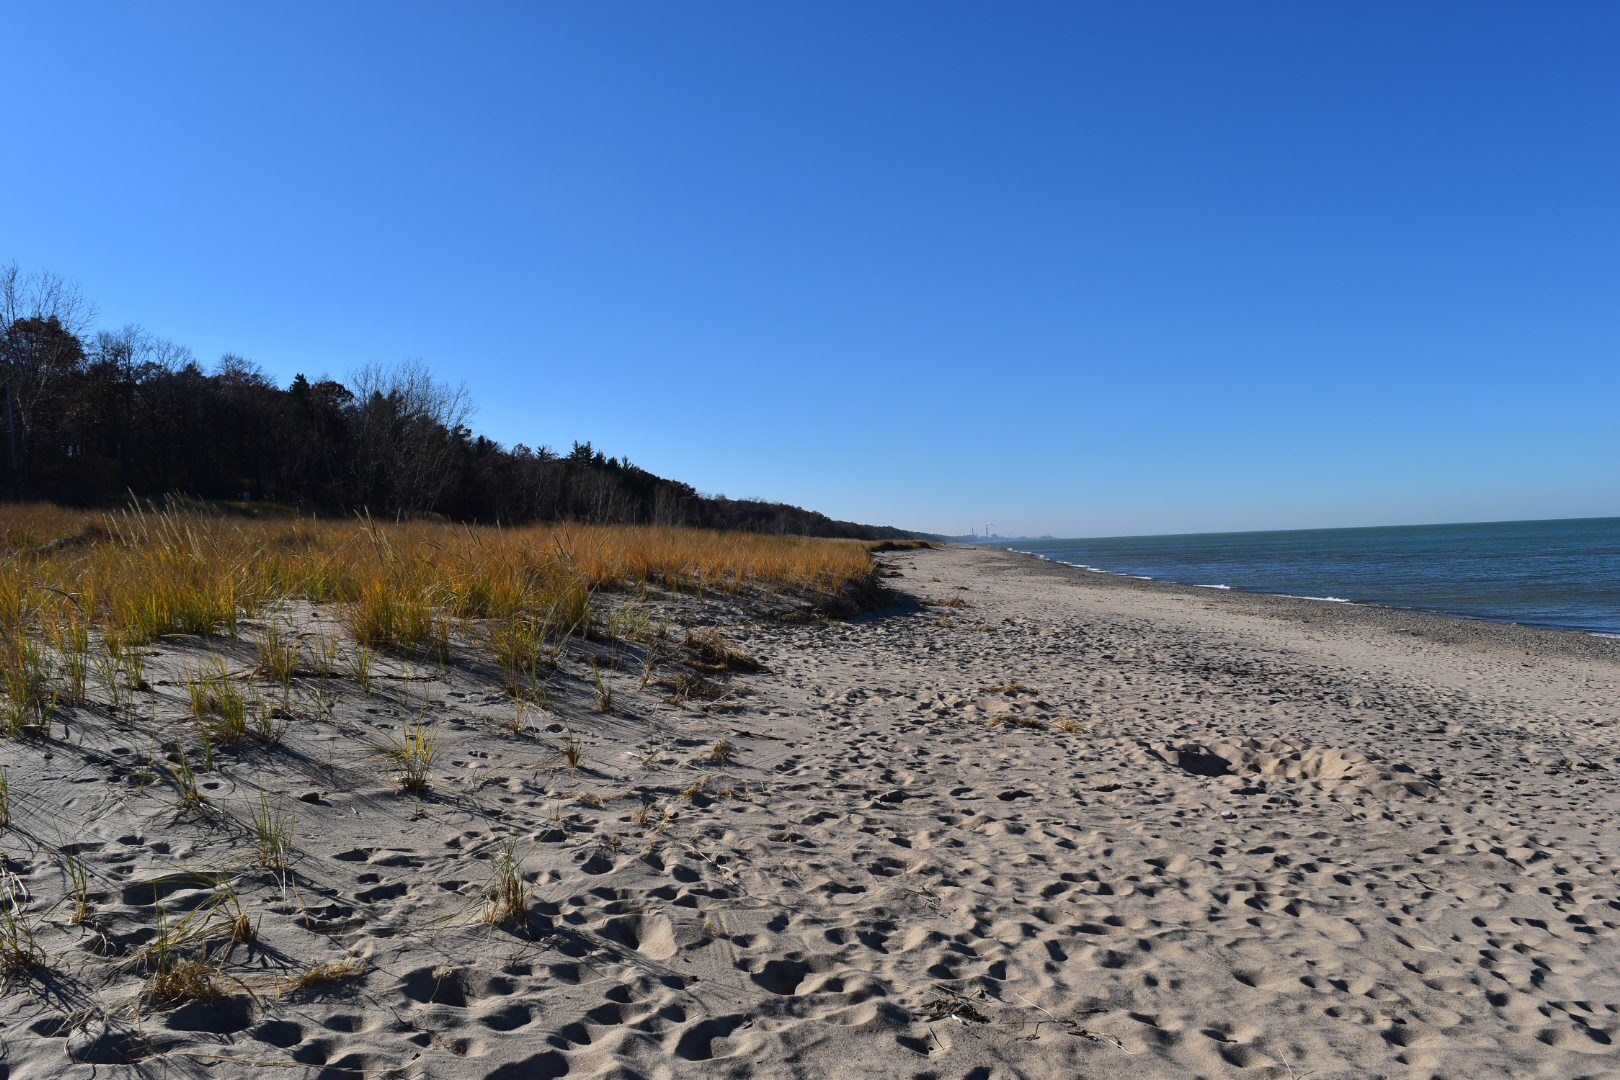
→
(1001, 517, 1620, 635)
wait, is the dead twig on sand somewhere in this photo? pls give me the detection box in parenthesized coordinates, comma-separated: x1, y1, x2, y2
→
(920, 985, 990, 1025)
(1011, 991, 1130, 1050)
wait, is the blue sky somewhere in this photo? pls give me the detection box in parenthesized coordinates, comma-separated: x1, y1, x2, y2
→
(4, 2, 1617, 537)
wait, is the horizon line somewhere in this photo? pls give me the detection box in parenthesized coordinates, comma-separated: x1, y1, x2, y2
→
(965, 513, 1619, 544)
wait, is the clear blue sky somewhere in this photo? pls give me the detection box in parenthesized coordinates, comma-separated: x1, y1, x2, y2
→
(5, 2, 1617, 537)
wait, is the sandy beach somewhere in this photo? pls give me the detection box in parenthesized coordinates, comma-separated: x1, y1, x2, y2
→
(5, 542, 1620, 1079)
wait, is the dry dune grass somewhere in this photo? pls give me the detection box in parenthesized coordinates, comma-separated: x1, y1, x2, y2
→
(0, 502, 908, 1072)
(0, 502, 874, 667)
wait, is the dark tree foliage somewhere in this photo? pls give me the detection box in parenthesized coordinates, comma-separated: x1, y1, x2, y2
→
(0, 267, 914, 539)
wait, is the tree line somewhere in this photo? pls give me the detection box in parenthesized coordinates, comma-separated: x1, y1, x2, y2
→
(0, 265, 914, 539)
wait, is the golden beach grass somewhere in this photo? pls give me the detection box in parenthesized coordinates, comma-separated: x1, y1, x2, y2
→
(0, 502, 875, 692)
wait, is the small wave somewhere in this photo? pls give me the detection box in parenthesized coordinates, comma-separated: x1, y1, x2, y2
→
(1050, 559, 1110, 574)
(1192, 583, 1232, 590)
(1288, 594, 1353, 603)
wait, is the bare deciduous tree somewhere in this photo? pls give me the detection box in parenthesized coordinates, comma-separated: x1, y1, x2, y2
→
(349, 361, 473, 514)
(0, 264, 96, 484)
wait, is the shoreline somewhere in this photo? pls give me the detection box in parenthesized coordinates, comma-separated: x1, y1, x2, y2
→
(978, 543, 1620, 664)
(4, 543, 1618, 1077)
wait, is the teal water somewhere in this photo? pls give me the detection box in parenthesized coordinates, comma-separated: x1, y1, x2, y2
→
(1002, 517, 1620, 636)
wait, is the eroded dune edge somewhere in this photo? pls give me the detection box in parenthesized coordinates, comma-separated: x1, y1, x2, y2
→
(4, 544, 1620, 1079)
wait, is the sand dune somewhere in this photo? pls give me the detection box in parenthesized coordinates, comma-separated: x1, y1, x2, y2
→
(4, 544, 1619, 1078)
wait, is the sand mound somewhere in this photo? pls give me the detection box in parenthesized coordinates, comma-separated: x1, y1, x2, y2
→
(1148, 737, 1440, 797)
